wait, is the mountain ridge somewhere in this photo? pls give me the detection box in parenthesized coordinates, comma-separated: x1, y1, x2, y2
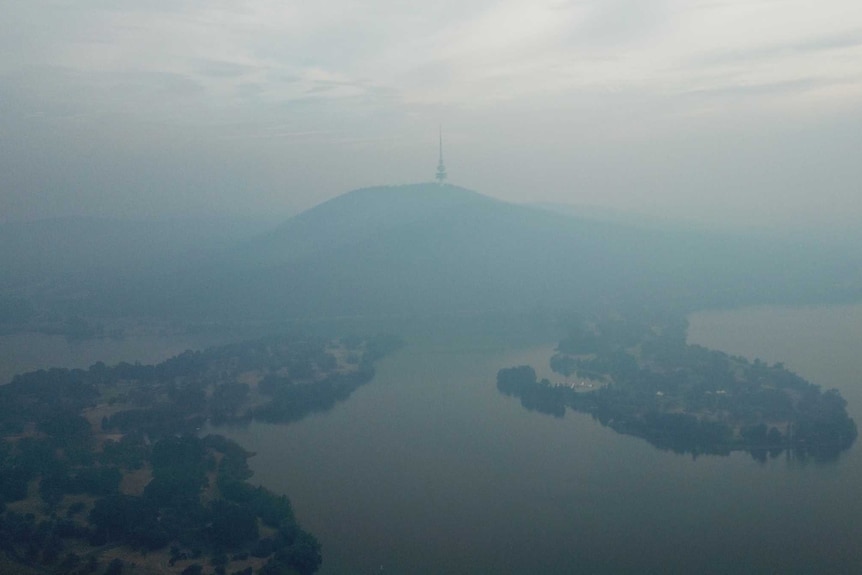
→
(234, 183, 505, 267)
(153, 183, 861, 322)
(4, 183, 861, 325)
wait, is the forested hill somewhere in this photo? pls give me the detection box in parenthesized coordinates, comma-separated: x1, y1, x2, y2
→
(4, 183, 862, 326)
(237, 184, 500, 267)
(146, 183, 861, 321)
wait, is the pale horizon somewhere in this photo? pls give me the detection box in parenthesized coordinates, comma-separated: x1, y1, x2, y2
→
(2, 1, 861, 242)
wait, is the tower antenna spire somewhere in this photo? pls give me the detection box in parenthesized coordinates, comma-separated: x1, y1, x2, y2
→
(435, 125, 447, 185)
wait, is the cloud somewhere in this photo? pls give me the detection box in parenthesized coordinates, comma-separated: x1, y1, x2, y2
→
(693, 28, 862, 66)
(195, 59, 261, 79)
(1, 0, 862, 231)
(568, 0, 670, 48)
(5, 0, 857, 121)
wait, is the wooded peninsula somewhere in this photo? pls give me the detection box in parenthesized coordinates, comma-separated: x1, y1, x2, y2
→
(0, 333, 400, 575)
(497, 312, 858, 461)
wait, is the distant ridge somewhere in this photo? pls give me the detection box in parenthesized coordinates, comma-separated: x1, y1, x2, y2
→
(4, 183, 859, 328)
(148, 183, 861, 322)
(240, 183, 496, 267)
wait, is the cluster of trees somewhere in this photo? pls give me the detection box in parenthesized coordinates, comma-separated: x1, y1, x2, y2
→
(254, 368, 374, 423)
(250, 334, 398, 424)
(0, 510, 95, 571)
(0, 422, 321, 574)
(0, 332, 403, 574)
(98, 334, 397, 433)
(498, 312, 857, 461)
(496, 366, 565, 417)
(86, 435, 321, 574)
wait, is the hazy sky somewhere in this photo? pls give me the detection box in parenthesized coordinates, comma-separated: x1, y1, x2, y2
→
(2, 1, 861, 237)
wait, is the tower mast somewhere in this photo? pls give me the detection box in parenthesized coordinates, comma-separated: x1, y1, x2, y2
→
(435, 126, 447, 185)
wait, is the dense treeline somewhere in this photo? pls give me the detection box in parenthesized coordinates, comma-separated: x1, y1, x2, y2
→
(498, 312, 857, 461)
(0, 333, 399, 574)
(1, 432, 320, 574)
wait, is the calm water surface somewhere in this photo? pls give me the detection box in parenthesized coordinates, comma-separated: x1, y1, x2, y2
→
(215, 304, 862, 575)
(3, 305, 861, 574)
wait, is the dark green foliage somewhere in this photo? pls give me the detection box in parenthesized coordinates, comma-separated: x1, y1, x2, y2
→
(41, 533, 63, 563)
(89, 494, 166, 549)
(157, 349, 207, 379)
(208, 500, 259, 548)
(501, 311, 857, 460)
(254, 370, 376, 424)
(211, 382, 250, 423)
(212, 550, 228, 566)
(256, 492, 295, 529)
(0, 334, 391, 575)
(151, 436, 207, 478)
(100, 432, 149, 469)
(0, 368, 98, 434)
(143, 476, 204, 512)
(54, 517, 89, 539)
(258, 374, 291, 396)
(38, 413, 92, 443)
(497, 366, 566, 417)
(167, 381, 207, 412)
(143, 436, 209, 513)
(203, 434, 250, 458)
(15, 437, 64, 477)
(251, 537, 278, 558)
(84, 433, 310, 561)
(632, 412, 733, 455)
(39, 471, 67, 508)
(794, 389, 858, 460)
(104, 407, 205, 439)
(0, 467, 30, 502)
(104, 558, 124, 575)
(276, 530, 322, 575)
(0, 512, 86, 569)
(45, 466, 122, 500)
(57, 551, 81, 572)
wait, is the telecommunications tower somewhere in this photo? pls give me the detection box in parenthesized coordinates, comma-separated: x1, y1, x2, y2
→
(435, 126, 447, 185)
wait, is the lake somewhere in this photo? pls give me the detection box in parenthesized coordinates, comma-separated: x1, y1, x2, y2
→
(213, 304, 862, 575)
(3, 305, 861, 574)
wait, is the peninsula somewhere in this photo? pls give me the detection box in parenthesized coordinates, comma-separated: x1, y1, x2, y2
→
(0, 333, 399, 575)
(497, 312, 857, 461)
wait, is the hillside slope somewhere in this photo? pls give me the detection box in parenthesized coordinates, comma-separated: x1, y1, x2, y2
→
(147, 183, 860, 321)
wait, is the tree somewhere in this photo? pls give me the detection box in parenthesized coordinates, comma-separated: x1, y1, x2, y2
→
(105, 558, 125, 575)
(209, 500, 259, 549)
